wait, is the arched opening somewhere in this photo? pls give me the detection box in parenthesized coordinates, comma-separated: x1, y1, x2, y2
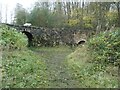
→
(77, 40, 86, 46)
(22, 31, 33, 47)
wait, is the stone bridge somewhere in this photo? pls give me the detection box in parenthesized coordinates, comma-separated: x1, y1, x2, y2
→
(5, 23, 92, 47)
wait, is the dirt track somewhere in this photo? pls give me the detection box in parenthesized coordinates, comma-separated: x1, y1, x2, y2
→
(33, 47, 80, 88)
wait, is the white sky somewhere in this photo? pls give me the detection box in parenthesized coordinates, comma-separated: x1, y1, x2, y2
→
(0, 0, 37, 23)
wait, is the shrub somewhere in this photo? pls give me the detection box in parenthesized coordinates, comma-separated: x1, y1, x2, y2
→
(66, 45, 118, 88)
(88, 28, 120, 65)
(0, 25, 27, 50)
(1, 25, 48, 88)
(2, 49, 48, 88)
(83, 15, 95, 29)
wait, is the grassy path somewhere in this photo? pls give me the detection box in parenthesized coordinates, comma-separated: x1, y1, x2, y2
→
(32, 46, 81, 88)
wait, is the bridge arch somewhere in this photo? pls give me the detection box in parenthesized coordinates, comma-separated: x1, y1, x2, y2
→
(22, 31, 33, 47)
(77, 39, 86, 46)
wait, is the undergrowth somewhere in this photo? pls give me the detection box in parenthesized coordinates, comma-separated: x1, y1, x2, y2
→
(1, 24, 119, 88)
(1, 25, 49, 88)
(2, 50, 48, 88)
(89, 28, 120, 65)
(66, 28, 119, 88)
(66, 45, 118, 88)
(0, 25, 27, 50)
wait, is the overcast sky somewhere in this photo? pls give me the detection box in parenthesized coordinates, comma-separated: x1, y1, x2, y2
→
(0, 0, 37, 23)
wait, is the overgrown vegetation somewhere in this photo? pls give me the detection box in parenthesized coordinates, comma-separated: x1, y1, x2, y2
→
(0, 25, 27, 50)
(1, 25, 48, 88)
(2, 50, 48, 88)
(1, 26, 119, 88)
(89, 28, 120, 65)
(66, 28, 119, 88)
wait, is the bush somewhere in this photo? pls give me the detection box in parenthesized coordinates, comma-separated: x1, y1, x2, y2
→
(0, 25, 27, 50)
(83, 15, 95, 29)
(1, 25, 48, 88)
(65, 28, 119, 88)
(66, 45, 118, 88)
(88, 28, 120, 65)
(2, 49, 48, 88)
(106, 11, 118, 27)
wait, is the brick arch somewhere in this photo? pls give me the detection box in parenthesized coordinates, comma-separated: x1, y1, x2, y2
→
(22, 31, 33, 47)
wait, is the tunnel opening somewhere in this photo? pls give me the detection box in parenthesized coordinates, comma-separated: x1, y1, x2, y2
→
(22, 31, 33, 47)
(77, 40, 86, 46)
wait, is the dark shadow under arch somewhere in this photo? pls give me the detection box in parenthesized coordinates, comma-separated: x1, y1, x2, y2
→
(77, 40, 86, 46)
(22, 31, 33, 47)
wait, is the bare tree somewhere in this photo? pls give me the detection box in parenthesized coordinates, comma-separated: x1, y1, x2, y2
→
(10, 11, 14, 24)
(66, 2, 71, 24)
(117, 1, 120, 27)
(0, 4, 2, 23)
(5, 5, 8, 23)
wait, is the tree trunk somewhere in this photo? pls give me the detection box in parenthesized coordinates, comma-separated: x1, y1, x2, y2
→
(117, 2, 120, 27)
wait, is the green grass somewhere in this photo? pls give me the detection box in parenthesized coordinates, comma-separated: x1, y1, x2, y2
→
(65, 45, 118, 88)
(2, 48, 49, 88)
(2, 46, 77, 88)
(2, 45, 118, 88)
(29, 46, 80, 88)
(29, 45, 74, 52)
